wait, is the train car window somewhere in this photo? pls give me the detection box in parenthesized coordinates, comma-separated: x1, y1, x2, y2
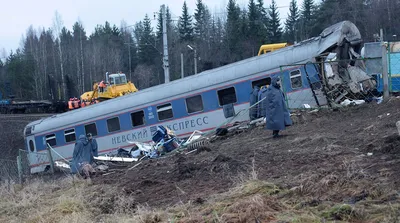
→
(252, 77, 271, 88)
(29, 140, 35, 152)
(290, 70, 302, 89)
(217, 87, 237, 106)
(186, 95, 204, 114)
(84, 123, 98, 136)
(25, 126, 32, 136)
(107, 117, 121, 133)
(64, 129, 76, 143)
(45, 134, 57, 147)
(131, 110, 145, 127)
(157, 103, 173, 121)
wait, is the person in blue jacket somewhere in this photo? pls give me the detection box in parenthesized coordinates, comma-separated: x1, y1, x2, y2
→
(265, 76, 292, 138)
(258, 86, 268, 118)
(249, 86, 260, 120)
(71, 134, 95, 178)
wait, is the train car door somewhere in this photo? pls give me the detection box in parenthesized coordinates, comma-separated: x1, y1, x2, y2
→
(24, 126, 44, 173)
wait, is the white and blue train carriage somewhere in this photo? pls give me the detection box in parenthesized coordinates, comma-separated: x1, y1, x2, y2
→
(23, 21, 366, 173)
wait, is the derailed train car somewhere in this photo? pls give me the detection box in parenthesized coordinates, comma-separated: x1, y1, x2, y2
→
(23, 21, 379, 173)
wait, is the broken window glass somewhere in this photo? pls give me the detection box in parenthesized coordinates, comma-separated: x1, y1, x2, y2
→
(157, 103, 173, 121)
(107, 117, 121, 133)
(252, 77, 271, 88)
(85, 123, 98, 136)
(45, 134, 57, 147)
(217, 87, 237, 106)
(186, 95, 204, 114)
(64, 129, 76, 143)
(290, 70, 302, 89)
(131, 110, 145, 127)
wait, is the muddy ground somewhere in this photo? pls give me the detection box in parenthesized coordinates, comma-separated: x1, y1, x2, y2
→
(2, 99, 400, 221)
(0, 114, 51, 159)
(94, 98, 400, 211)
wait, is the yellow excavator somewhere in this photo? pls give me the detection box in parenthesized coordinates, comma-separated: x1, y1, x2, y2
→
(79, 72, 138, 106)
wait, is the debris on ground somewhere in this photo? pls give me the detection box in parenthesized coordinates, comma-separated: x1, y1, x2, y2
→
(3, 96, 400, 222)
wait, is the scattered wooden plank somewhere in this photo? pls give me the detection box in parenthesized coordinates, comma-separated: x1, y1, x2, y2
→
(94, 156, 138, 162)
(102, 171, 115, 176)
(126, 162, 142, 171)
(185, 149, 197, 155)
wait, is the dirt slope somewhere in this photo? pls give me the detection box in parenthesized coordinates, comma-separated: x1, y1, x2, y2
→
(2, 100, 400, 222)
(95, 98, 400, 210)
(0, 114, 51, 159)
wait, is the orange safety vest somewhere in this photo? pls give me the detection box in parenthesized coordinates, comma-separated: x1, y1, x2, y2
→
(73, 100, 80, 109)
(68, 101, 74, 110)
(81, 101, 86, 108)
(99, 81, 106, 88)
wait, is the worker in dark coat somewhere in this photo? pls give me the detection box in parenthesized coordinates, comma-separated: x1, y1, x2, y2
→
(258, 86, 268, 118)
(265, 76, 292, 138)
(71, 135, 95, 178)
(249, 86, 260, 120)
(87, 133, 98, 164)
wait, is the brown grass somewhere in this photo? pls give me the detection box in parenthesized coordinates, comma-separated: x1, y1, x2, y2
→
(1, 157, 400, 223)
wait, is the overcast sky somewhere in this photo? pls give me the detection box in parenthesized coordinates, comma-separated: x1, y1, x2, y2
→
(0, 0, 301, 58)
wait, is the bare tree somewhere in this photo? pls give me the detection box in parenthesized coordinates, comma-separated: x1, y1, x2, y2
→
(52, 11, 66, 100)
(134, 64, 157, 89)
(0, 48, 6, 61)
(25, 26, 41, 99)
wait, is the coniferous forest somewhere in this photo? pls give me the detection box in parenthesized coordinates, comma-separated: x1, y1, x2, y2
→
(0, 0, 399, 100)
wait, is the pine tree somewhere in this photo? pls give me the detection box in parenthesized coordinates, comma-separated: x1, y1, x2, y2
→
(156, 6, 172, 42)
(300, 0, 316, 39)
(248, 0, 258, 41)
(226, 0, 241, 58)
(256, 0, 268, 42)
(72, 22, 87, 93)
(285, 0, 299, 43)
(156, 7, 164, 41)
(178, 1, 194, 42)
(138, 14, 157, 65)
(256, 0, 266, 16)
(268, 0, 282, 43)
(194, 0, 205, 40)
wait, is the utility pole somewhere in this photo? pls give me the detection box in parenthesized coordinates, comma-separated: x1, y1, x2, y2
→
(162, 4, 170, 83)
(128, 43, 132, 81)
(181, 53, 184, 79)
(124, 42, 133, 81)
(187, 45, 197, 75)
(381, 28, 390, 100)
(194, 48, 197, 74)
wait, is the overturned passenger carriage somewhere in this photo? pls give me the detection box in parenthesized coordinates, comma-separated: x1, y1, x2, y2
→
(23, 21, 379, 173)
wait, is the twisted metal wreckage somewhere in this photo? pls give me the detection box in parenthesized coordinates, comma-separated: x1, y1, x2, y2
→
(283, 21, 381, 107)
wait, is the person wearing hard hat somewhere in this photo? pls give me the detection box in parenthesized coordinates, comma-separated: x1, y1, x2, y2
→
(99, 81, 106, 93)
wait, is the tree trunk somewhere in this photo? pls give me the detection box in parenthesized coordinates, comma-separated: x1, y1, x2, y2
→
(58, 42, 66, 100)
(80, 31, 85, 93)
